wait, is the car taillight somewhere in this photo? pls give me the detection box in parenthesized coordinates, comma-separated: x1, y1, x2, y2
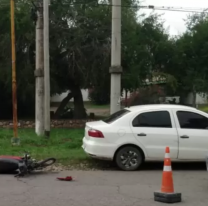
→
(88, 129, 104, 138)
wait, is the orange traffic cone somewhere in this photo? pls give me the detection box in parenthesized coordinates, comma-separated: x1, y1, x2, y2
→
(154, 147, 182, 203)
(161, 147, 174, 193)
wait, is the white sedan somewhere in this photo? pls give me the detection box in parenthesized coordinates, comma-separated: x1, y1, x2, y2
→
(82, 104, 208, 171)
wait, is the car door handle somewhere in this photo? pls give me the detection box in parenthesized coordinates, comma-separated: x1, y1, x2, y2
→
(137, 133, 146, 136)
(180, 135, 189, 139)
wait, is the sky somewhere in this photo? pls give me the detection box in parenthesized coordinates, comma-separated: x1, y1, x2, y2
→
(140, 0, 208, 35)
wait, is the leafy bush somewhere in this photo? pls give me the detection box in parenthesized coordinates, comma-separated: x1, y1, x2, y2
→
(59, 105, 74, 119)
(88, 86, 110, 105)
(122, 85, 166, 106)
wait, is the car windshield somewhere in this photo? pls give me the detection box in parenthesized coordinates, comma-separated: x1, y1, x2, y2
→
(102, 109, 130, 124)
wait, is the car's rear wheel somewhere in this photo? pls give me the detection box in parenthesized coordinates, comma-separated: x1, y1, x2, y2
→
(115, 146, 143, 171)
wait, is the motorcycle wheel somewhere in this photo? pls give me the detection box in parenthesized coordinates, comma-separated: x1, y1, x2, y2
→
(36, 158, 56, 168)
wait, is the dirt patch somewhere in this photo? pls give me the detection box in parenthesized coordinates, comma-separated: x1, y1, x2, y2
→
(86, 108, 110, 117)
(51, 106, 110, 117)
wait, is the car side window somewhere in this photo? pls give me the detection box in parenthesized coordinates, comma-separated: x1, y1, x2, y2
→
(177, 111, 208, 129)
(132, 111, 172, 128)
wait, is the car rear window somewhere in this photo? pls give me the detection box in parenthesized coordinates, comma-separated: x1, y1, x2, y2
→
(102, 109, 130, 124)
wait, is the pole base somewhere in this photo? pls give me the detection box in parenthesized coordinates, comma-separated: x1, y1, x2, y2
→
(154, 191, 182, 203)
(45, 131, 50, 138)
(11, 137, 20, 146)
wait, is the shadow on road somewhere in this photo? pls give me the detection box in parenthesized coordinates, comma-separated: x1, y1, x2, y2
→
(0, 161, 207, 175)
(85, 159, 207, 171)
(0, 171, 18, 175)
(0, 170, 59, 177)
(141, 161, 207, 171)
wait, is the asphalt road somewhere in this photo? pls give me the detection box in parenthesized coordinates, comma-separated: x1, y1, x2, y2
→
(1, 162, 208, 206)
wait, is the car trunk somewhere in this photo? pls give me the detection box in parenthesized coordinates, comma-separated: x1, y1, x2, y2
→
(84, 121, 107, 140)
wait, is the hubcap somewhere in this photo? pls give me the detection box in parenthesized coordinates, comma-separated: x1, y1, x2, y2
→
(120, 150, 138, 169)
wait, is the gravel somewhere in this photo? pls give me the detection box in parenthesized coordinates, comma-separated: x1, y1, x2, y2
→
(42, 160, 118, 172)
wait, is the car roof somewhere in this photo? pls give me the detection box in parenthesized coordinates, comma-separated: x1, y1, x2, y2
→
(125, 104, 198, 112)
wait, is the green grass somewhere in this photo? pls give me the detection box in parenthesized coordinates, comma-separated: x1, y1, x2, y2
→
(85, 102, 110, 109)
(198, 104, 208, 112)
(0, 128, 88, 165)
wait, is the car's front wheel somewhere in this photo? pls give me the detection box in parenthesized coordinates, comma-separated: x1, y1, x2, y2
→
(115, 146, 143, 171)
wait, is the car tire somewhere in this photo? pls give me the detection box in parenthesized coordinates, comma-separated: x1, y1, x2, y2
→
(115, 146, 143, 171)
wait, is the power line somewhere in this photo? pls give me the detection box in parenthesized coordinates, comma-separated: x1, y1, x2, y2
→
(48, 1, 208, 13)
(0, 1, 208, 13)
(142, 7, 206, 14)
(55, 2, 208, 13)
(98, 4, 208, 13)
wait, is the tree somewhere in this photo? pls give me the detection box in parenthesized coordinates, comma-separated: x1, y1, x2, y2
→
(48, 0, 153, 116)
(122, 13, 177, 98)
(0, 0, 140, 118)
(49, 0, 112, 117)
(0, 0, 35, 118)
(0, 0, 187, 120)
(162, 12, 208, 106)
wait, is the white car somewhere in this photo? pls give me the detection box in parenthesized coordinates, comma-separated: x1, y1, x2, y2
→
(82, 104, 208, 171)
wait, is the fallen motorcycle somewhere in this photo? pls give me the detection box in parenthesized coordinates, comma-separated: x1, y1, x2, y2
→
(0, 151, 56, 177)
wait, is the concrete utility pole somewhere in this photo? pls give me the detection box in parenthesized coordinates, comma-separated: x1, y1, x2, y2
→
(34, 1, 44, 136)
(43, 0, 50, 138)
(109, 0, 122, 115)
(10, 0, 20, 145)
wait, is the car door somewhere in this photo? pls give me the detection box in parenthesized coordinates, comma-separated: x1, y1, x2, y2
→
(130, 109, 179, 159)
(173, 109, 208, 160)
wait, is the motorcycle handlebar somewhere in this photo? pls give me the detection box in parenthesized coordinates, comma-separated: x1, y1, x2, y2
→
(22, 151, 30, 159)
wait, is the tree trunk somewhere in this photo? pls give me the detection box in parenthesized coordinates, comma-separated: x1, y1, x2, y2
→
(54, 92, 73, 119)
(71, 85, 87, 119)
(192, 86, 197, 108)
(125, 89, 128, 107)
(179, 92, 187, 105)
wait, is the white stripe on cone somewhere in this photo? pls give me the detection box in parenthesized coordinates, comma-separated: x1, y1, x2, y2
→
(163, 166, 172, 171)
(165, 153, 170, 158)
